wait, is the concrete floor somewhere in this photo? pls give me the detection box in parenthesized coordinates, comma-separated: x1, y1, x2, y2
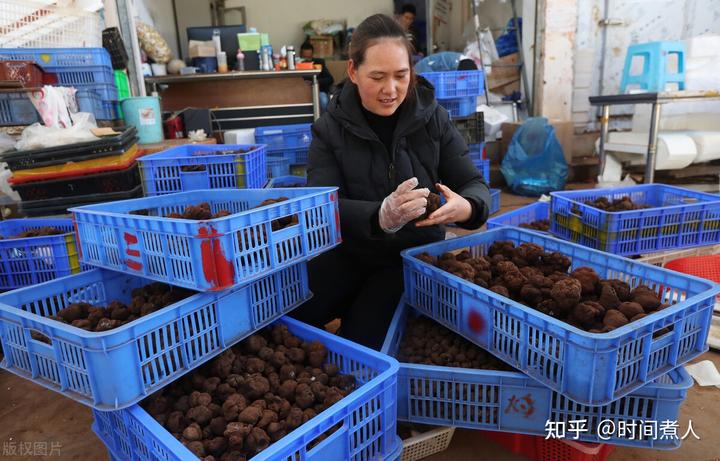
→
(1, 191, 719, 461)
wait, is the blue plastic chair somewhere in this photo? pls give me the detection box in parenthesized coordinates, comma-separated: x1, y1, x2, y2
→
(620, 41, 686, 93)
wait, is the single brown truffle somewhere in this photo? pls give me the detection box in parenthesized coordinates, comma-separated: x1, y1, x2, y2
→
(573, 301, 605, 329)
(598, 284, 621, 310)
(550, 278, 582, 312)
(603, 309, 629, 330)
(618, 302, 644, 320)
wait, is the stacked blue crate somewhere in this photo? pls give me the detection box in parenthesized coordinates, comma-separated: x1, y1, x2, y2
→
(421, 70, 484, 118)
(0, 185, 403, 459)
(0, 48, 117, 120)
(255, 124, 312, 178)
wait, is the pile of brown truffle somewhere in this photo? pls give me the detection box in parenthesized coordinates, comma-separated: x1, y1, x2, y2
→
(398, 315, 514, 371)
(1, 227, 66, 239)
(48, 282, 196, 332)
(142, 324, 356, 461)
(518, 219, 550, 232)
(583, 196, 651, 212)
(415, 241, 669, 333)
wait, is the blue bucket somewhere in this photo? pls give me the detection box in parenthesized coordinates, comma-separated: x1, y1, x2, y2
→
(121, 96, 163, 144)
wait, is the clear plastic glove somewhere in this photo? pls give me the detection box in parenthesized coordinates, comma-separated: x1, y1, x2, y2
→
(378, 177, 429, 233)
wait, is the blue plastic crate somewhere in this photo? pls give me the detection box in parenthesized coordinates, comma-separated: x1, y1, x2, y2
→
(420, 70, 485, 99)
(91, 316, 401, 460)
(267, 175, 307, 188)
(0, 218, 85, 290)
(490, 188, 500, 215)
(266, 146, 309, 166)
(0, 91, 39, 126)
(71, 188, 341, 291)
(255, 123, 312, 151)
(401, 227, 719, 405)
(381, 303, 693, 449)
(468, 144, 489, 181)
(550, 184, 720, 256)
(138, 144, 267, 195)
(468, 142, 485, 160)
(0, 48, 114, 87)
(74, 82, 118, 102)
(77, 90, 117, 120)
(438, 97, 476, 118)
(0, 264, 310, 409)
(475, 158, 490, 183)
(487, 201, 550, 233)
(268, 155, 291, 178)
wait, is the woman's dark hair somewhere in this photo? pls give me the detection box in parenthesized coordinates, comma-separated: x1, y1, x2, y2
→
(348, 14, 416, 86)
(300, 40, 313, 52)
(400, 3, 416, 15)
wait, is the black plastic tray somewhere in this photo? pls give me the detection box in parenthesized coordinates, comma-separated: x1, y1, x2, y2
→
(1, 126, 138, 171)
(452, 111, 484, 145)
(12, 163, 140, 201)
(20, 185, 143, 217)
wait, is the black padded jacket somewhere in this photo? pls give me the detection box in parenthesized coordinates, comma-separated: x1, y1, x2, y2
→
(307, 77, 491, 263)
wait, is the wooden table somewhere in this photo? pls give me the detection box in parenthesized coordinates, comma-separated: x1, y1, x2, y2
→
(145, 70, 321, 130)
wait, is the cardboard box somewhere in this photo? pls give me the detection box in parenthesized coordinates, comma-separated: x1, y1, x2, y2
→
(188, 40, 217, 58)
(487, 53, 520, 90)
(325, 59, 348, 84)
(310, 35, 334, 58)
(500, 120, 574, 165)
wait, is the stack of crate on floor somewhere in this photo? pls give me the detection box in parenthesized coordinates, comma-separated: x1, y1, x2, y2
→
(421, 70, 484, 119)
(0, 47, 119, 122)
(387, 227, 718, 458)
(406, 183, 720, 459)
(255, 123, 312, 179)
(0, 185, 404, 461)
(2, 127, 142, 216)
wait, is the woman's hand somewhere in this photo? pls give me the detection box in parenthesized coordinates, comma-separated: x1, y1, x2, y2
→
(415, 183, 472, 227)
(378, 177, 430, 233)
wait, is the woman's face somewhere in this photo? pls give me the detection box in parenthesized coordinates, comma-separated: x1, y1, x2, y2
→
(348, 39, 411, 116)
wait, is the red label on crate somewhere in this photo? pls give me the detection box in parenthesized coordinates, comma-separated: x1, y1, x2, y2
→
(467, 309, 486, 334)
(123, 232, 142, 270)
(504, 393, 535, 418)
(124, 232, 139, 245)
(199, 226, 234, 289)
(126, 260, 142, 271)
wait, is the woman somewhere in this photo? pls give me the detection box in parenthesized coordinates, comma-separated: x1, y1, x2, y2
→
(291, 14, 491, 350)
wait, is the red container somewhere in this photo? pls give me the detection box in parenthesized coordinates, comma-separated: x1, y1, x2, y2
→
(163, 115, 184, 139)
(0, 61, 44, 87)
(482, 431, 615, 461)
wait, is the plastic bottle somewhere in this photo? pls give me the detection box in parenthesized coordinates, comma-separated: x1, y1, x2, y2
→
(236, 49, 245, 71)
(212, 29, 222, 54)
(217, 51, 228, 73)
(287, 45, 296, 70)
(261, 48, 270, 71)
(272, 53, 280, 70)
